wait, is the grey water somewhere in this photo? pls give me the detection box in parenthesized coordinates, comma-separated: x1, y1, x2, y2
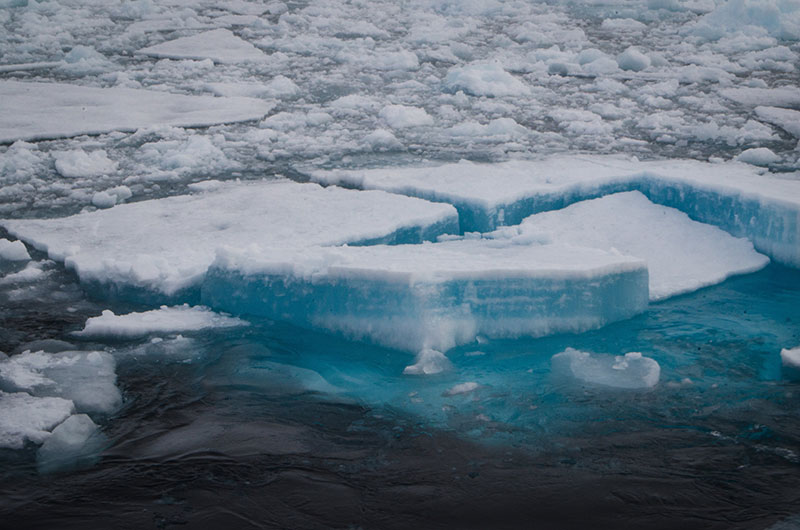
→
(1, 258, 799, 529)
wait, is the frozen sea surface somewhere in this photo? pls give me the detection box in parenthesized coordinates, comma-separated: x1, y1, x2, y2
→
(1, 0, 800, 527)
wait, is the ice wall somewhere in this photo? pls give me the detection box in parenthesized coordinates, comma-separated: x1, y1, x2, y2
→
(202, 240, 649, 354)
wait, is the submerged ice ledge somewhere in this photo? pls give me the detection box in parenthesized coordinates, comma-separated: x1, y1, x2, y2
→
(202, 240, 649, 354)
(305, 155, 800, 268)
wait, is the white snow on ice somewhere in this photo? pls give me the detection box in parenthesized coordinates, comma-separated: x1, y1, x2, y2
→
(75, 305, 248, 339)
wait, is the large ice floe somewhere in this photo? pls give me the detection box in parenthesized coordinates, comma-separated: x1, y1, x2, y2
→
(306, 155, 800, 268)
(203, 240, 649, 353)
(0, 81, 274, 143)
(1, 180, 458, 300)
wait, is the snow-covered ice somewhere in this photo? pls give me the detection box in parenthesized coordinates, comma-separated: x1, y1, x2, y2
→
(53, 149, 118, 179)
(0, 391, 74, 449)
(76, 305, 247, 339)
(551, 348, 661, 389)
(306, 155, 800, 268)
(203, 240, 648, 353)
(490, 191, 769, 300)
(2, 181, 458, 299)
(754, 107, 800, 138)
(0, 238, 29, 261)
(0, 81, 274, 143)
(136, 29, 267, 64)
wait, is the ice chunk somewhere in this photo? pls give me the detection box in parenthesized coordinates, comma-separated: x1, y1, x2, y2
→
(781, 347, 800, 368)
(616, 47, 651, 71)
(0, 238, 29, 261)
(551, 348, 660, 389)
(736, 147, 780, 166)
(494, 192, 769, 300)
(443, 62, 530, 97)
(443, 381, 479, 396)
(202, 240, 648, 353)
(36, 414, 105, 473)
(91, 186, 132, 209)
(0, 391, 74, 449)
(721, 87, 800, 108)
(75, 305, 247, 339)
(53, 149, 118, 178)
(305, 155, 800, 268)
(0, 261, 47, 285)
(0, 350, 121, 414)
(136, 29, 267, 63)
(2, 181, 458, 299)
(755, 106, 800, 138)
(0, 81, 274, 143)
(693, 0, 800, 41)
(379, 105, 434, 128)
(403, 349, 452, 375)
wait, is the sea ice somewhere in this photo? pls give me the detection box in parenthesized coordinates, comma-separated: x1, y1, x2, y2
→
(2, 181, 458, 299)
(202, 240, 648, 353)
(0, 391, 74, 449)
(736, 147, 781, 166)
(443, 62, 531, 97)
(379, 105, 434, 128)
(53, 149, 118, 178)
(754, 106, 800, 138)
(305, 155, 800, 268)
(0, 81, 274, 143)
(36, 413, 105, 473)
(491, 192, 769, 300)
(75, 305, 247, 339)
(0, 350, 121, 414)
(781, 347, 800, 368)
(136, 28, 267, 63)
(0, 238, 29, 261)
(551, 348, 661, 389)
(721, 87, 800, 108)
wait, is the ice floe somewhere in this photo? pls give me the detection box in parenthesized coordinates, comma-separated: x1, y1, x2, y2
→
(203, 240, 648, 353)
(0, 81, 274, 143)
(75, 305, 247, 339)
(136, 28, 267, 63)
(2, 180, 458, 299)
(551, 348, 661, 389)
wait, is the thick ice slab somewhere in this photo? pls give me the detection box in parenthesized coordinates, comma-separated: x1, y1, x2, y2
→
(202, 240, 649, 353)
(2, 181, 458, 300)
(305, 156, 800, 268)
(0, 81, 274, 143)
(492, 192, 769, 300)
(136, 29, 267, 64)
(75, 305, 248, 339)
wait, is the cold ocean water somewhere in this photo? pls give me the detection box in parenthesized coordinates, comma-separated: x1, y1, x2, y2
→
(2, 0, 800, 527)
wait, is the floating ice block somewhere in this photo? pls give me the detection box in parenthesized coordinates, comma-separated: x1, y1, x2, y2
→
(2, 181, 458, 301)
(492, 191, 769, 300)
(0, 81, 274, 143)
(136, 29, 267, 64)
(202, 240, 649, 353)
(305, 155, 800, 268)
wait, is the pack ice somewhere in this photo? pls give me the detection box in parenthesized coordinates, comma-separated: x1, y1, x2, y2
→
(1, 180, 458, 300)
(0, 81, 274, 143)
(305, 155, 800, 268)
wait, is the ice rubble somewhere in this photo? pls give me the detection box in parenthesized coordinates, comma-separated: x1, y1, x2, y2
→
(490, 192, 769, 301)
(0, 238, 29, 261)
(551, 348, 661, 389)
(306, 155, 800, 268)
(75, 305, 248, 339)
(203, 240, 648, 353)
(0, 81, 274, 143)
(1, 180, 458, 299)
(136, 28, 267, 64)
(754, 107, 800, 138)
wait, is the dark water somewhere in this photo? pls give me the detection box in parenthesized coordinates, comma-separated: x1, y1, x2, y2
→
(1, 264, 800, 529)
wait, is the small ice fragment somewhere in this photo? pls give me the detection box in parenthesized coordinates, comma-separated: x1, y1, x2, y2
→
(781, 347, 800, 368)
(0, 391, 75, 449)
(0, 239, 30, 261)
(551, 348, 660, 389)
(404, 349, 452, 375)
(36, 414, 105, 473)
(444, 382, 479, 396)
(379, 105, 434, 128)
(617, 47, 651, 71)
(75, 305, 248, 339)
(53, 149, 117, 178)
(735, 147, 780, 166)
